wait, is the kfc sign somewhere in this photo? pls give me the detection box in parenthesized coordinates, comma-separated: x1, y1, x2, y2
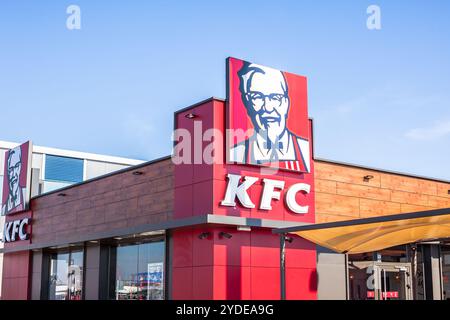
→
(220, 174, 311, 214)
(227, 58, 311, 173)
(1, 141, 33, 216)
(2, 218, 31, 243)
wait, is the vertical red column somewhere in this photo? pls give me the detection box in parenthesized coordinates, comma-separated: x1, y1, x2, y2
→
(172, 99, 317, 300)
(172, 99, 217, 299)
(1, 210, 32, 300)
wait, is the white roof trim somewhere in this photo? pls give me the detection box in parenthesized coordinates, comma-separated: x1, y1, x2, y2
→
(0, 140, 145, 166)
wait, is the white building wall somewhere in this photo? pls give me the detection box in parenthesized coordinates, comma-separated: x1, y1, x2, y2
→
(85, 160, 128, 180)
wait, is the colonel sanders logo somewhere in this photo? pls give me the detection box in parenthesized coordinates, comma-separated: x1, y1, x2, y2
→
(228, 58, 311, 173)
(1, 142, 31, 216)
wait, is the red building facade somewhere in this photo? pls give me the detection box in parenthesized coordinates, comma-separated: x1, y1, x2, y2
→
(172, 98, 317, 299)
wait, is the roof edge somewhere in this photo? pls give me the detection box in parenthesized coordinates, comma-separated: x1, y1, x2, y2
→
(32, 155, 172, 200)
(315, 157, 450, 184)
(0, 140, 145, 165)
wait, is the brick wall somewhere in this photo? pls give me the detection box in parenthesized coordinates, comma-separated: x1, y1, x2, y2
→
(30, 158, 173, 245)
(315, 161, 450, 223)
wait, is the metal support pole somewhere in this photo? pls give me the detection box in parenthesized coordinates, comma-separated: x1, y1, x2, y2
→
(280, 233, 286, 300)
(372, 252, 381, 300)
(344, 253, 350, 300)
(411, 244, 418, 300)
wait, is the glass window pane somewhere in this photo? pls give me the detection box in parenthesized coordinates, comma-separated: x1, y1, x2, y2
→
(68, 250, 84, 300)
(348, 263, 374, 300)
(441, 246, 450, 300)
(45, 155, 84, 183)
(116, 245, 139, 300)
(49, 253, 69, 300)
(114, 240, 165, 300)
(138, 242, 165, 300)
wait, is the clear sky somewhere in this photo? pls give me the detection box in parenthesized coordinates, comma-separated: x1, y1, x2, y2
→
(1, 0, 449, 180)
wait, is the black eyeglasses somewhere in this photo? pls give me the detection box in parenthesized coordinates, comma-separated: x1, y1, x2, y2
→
(245, 91, 287, 108)
(8, 162, 20, 172)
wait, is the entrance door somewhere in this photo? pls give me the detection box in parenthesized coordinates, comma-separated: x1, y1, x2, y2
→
(373, 263, 413, 300)
(49, 249, 84, 300)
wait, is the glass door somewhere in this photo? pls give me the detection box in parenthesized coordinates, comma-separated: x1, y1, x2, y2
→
(67, 250, 84, 300)
(373, 263, 412, 300)
(49, 253, 69, 300)
(49, 249, 84, 300)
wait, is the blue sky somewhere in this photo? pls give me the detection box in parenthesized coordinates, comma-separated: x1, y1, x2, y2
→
(0, 0, 449, 180)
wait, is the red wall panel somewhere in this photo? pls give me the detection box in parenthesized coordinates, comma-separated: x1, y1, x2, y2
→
(174, 185, 193, 219)
(172, 227, 317, 300)
(251, 267, 281, 300)
(213, 228, 251, 267)
(213, 265, 251, 300)
(285, 268, 318, 300)
(193, 266, 214, 300)
(172, 267, 193, 299)
(1, 251, 31, 300)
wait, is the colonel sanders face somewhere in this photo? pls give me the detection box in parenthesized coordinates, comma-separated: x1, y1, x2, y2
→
(239, 63, 290, 143)
(7, 147, 22, 198)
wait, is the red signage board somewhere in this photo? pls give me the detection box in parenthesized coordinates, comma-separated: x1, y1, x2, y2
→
(367, 291, 399, 299)
(220, 58, 315, 223)
(227, 57, 311, 173)
(1, 141, 33, 216)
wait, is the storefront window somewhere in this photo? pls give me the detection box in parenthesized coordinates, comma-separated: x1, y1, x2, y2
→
(48, 249, 84, 300)
(348, 261, 375, 300)
(441, 246, 450, 300)
(114, 241, 165, 300)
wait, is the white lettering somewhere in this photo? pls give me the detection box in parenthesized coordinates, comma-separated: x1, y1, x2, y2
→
(19, 218, 30, 241)
(3, 222, 11, 242)
(1, 218, 31, 243)
(66, 5, 81, 30)
(367, 5, 381, 30)
(220, 174, 258, 209)
(10, 220, 21, 242)
(193, 121, 203, 164)
(260, 179, 285, 210)
(176, 304, 210, 317)
(367, 265, 375, 290)
(172, 128, 192, 165)
(203, 128, 222, 165)
(285, 183, 311, 214)
(220, 174, 311, 214)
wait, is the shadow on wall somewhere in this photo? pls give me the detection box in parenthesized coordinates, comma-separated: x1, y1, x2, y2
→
(310, 269, 318, 292)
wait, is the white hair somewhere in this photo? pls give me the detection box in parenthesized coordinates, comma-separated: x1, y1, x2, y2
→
(8, 146, 22, 166)
(238, 62, 288, 96)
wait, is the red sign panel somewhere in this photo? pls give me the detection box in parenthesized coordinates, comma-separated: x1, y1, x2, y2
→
(1, 141, 33, 216)
(367, 291, 399, 299)
(227, 57, 311, 173)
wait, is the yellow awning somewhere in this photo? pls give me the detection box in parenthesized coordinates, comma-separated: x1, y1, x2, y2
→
(276, 208, 450, 254)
